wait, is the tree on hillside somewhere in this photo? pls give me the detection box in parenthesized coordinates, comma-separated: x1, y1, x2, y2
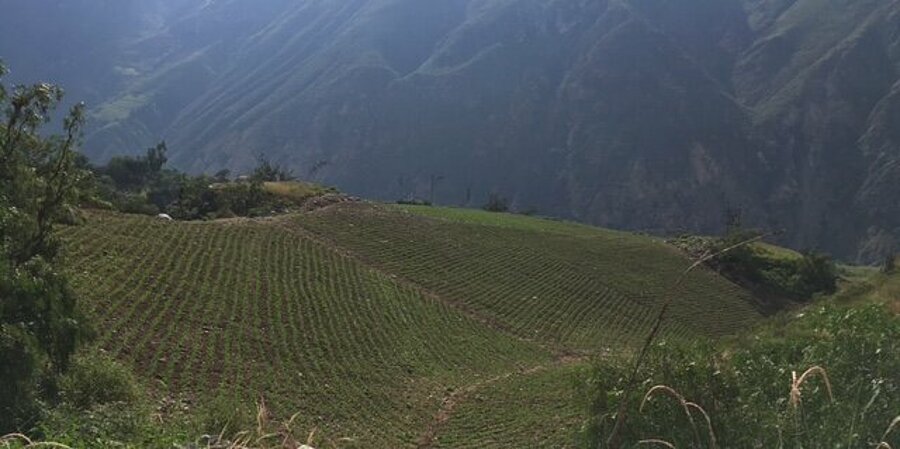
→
(251, 153, 295, 182)
(101, 141, 168, 191)
(0, 62, 89, 431)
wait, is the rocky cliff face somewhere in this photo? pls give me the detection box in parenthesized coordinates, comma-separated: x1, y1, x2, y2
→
(3, 0, 900, 261)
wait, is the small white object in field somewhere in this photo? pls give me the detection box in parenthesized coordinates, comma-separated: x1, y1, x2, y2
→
(299, 445, 316, 449)
(156, 213, 174, 221)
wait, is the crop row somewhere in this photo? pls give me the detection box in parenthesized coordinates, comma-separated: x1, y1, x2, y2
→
(60, 212, 552, 447)
(433, 362, 587, 449)
(295, 204, 760, 352)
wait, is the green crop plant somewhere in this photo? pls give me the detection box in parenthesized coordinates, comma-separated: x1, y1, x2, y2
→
(55, 203, 768, 447)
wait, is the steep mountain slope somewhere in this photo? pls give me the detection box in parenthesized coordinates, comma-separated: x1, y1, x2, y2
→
(59, 205, 760, 447)
(6, 0, 900, 261)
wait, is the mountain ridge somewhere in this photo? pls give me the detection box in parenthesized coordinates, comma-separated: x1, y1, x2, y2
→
(2, 0, 900, 261)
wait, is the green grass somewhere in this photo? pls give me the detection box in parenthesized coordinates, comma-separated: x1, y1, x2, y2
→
(753, 241, 803, 261)
(56, 204, 765, 447)
(261, 181, 335, 204)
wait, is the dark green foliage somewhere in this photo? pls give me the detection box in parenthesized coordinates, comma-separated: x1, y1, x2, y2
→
(396, 198, 432, 206)
(718, 244, 838, 303)
(213, 169, 231, 183)
(91, 148, 312, 220)
(482, 193, 509, 213)
(0, 62, 89, 431)
(100, 142, 168, 192)
(164, 178, 292, 220)
(673, 232, 838, 305)
(581, 303, 900, 448)
(251, 154, 294, 182)
(59, 351, 139, 409)
(0, 319, 41, 429)
(92, 141, 177, 214)
(1, 257, 82, 375)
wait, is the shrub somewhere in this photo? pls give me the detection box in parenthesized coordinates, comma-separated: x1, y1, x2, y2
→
(59, 350, 139, 409)
(0, 323, 42, 430)
(101, 142, 169, 192)
(251, 154, 295, 182)
(33, 402, 153, 448)
(483, 193, 509, 213)
(397, 199, 432, 206)
(883, 254, 896, 274)
(670, 233, 838, 305)
(0, 63, 90, 432)
(581, 303, 900, 448)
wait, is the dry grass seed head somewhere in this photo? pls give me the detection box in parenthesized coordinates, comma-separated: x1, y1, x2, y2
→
(638, 439, 678, 448)
(877, 416, 900, 449)
(1, 435, 74, 449)
(640, 385, 687, 413)
(640, 385, 697, 428)
(884, 416, 900, 441)
(640, 385, 703, 448)
(0, 434, 33, 447)
(256, 398, 270, 436)
(790, 366, 833, 409)
(685, 401, 717, 449)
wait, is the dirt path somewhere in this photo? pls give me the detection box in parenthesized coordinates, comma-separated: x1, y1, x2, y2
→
(414, 354, 588, 449)
(268, 212, 594, 448)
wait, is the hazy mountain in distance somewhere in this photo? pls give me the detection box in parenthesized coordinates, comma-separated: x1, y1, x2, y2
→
(2, 0, 900, 262)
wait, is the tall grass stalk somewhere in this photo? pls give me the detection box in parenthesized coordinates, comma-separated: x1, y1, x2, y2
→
(606, 233, 772, 448)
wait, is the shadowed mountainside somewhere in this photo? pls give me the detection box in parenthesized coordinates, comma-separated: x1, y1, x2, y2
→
(4, 0, 900, 261)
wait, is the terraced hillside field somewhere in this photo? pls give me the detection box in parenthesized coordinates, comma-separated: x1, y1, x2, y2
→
(294, 204, 763, 352)
(60, 205, 762, 448)
(60, 212, 551, 447)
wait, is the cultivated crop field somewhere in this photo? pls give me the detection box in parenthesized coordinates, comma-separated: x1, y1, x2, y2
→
(431, 362, 588, 449)
(60, 212, 551, 447)
(59, 204, 762, 447)
(295, 204, 762, 352)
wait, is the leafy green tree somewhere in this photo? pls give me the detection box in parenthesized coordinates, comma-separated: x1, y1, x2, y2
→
(102, 141, 168, 191)
(0, 62, 89, 431)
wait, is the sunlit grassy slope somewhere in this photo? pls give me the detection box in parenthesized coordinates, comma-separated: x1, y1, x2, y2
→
(60, 203, 762, 447)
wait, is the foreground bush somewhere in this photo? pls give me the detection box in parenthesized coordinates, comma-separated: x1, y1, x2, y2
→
(59, 350, 140, 409)
(581, 303, 900, 448)
(3, 397, 327, 449)
(0, 62, 89, 432)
